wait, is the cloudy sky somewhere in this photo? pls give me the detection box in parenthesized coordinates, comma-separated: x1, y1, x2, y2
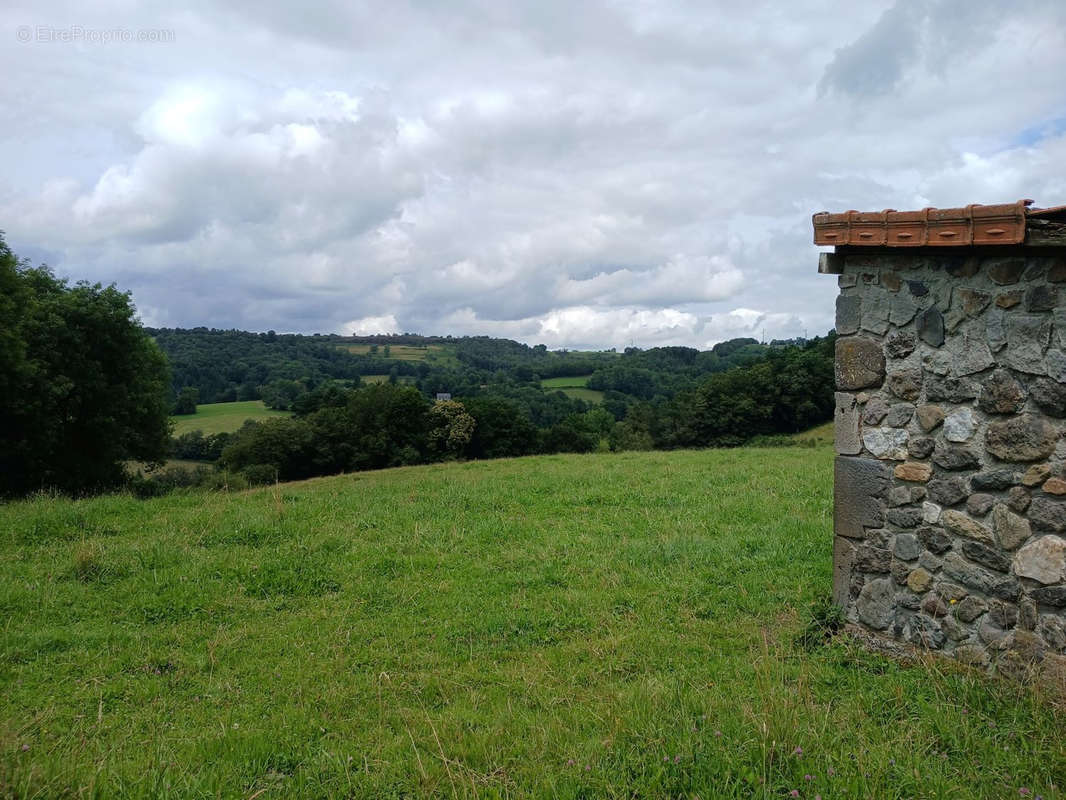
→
(3, 1, 1065, 349)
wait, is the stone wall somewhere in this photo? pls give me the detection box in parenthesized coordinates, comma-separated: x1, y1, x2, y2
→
(831, 249, 1066, 677)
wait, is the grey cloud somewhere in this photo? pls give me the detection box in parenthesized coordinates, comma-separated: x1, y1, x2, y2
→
(2, 0, 1065, 348)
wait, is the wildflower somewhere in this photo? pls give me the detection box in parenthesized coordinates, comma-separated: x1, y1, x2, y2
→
(1018, 790, 1029, 796)
(567, 759, 575, 766)
(789, 791, 800, 798)
(674, 755, 681, 763)
(805, 774, 814, 781)
(793, 746, 803, 756)
(663, 756, 669, 762)
(21, 744, 29, 752)
(585, 765, 590, 772)
(714, 730, 722, 737)
(827, 767, 835, 776)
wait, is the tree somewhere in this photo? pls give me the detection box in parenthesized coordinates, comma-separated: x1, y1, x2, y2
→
(427, 399, 475, 460)
(174, 386, 199, 415)
(0, 235, 172, 496)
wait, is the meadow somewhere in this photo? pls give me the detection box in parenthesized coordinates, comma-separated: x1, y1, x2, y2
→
(338, 344, 444, 362)
(540, 375, 604, 404)
(1, 446, 1064, 798)
(171, 401, 292, 436)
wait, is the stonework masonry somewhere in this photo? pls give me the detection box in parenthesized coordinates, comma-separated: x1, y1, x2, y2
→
(828, 248, 1066, 679)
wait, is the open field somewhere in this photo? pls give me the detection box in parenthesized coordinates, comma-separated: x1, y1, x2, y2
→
(360, 374, 416, 385)
(2, 447, 1064, 798)
(339, 344, 443, 361)
(540, 375, 604, 403)
(171, 401, 291, 436)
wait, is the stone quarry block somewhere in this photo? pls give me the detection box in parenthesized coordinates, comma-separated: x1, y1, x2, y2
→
(992, 504, 1031, 550)
(943, 407, 975, 442)
(834, 456, 889, 539)
(834, 392, 860, 455)
(886, 368, 922, 401)
(1031, 378, 1066, 417)
(988, 258, 1026, 285)
(1021, 463, 1051, 487)
(836, 294, 860, 335)
(894, 462, 931, 482)
(1043, 477, 1066, 495)
(832, 536, 855, 606)
(884, 331, 916, 358)
(931, 443, 980, 471)
(916, 307, 945, 347)
(985, 415, 1058, 462)
(1026, 284, 1059, 312)
(941, 510, 995, 545)
(977, 370, 1026, 414)
(835, 337, 885, 390)
(915, 404, 945, 431)
(1001, 315, 1051, 374)
(862, 428, 908, 459)
(1013, 536, 1066, 584)
(857, 578, 895, 630)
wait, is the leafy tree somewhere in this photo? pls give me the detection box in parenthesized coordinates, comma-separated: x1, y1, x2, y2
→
(427, 399, 476, 460)
(462, 396, 539, 459)
(0, 235, 172, 496)
(174, 386, 199, 415)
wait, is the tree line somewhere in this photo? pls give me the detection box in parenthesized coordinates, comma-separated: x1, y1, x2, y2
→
(0, 233, 835, 499)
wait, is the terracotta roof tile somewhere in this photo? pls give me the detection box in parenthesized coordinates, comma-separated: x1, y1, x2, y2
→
(813, 199, 1066, 247)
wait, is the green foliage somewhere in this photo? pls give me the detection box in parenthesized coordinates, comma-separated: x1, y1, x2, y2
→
(427, 399, 476, 459)
(0, 235, 172, 496)
(173, 385, 199, 415)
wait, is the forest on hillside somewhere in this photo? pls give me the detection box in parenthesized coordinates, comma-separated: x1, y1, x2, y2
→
(154, 328, 835, 492)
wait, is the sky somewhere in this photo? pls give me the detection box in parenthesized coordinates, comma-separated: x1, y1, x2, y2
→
(3, 1, 1066, 350)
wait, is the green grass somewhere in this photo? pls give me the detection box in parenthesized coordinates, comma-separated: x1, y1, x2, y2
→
(360, 374, 416, 385)
(1, 447, 1064, 798)
(540, 375, 592, 389)
(540, 376, 603, 403)
(171, 401, 291, 436)
(340, 344, 442, 361)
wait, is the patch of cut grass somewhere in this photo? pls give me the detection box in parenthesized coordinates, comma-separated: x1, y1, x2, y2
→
(171, 401, 291, 436)
(1, 447, 1063, 798)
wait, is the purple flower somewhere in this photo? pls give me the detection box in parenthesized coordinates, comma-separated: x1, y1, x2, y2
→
(827, 767, 835, 776)
(663, 756, 669, 762)
(674, 755, 681, 763)
(805, 774, 814, 781)
(584, 765, 590, 772)
(793, 746, 803, 756)
(567, 758, 575, 766)
(21, 744, 29, 752)
(789, 791, 800, 798)
(714, 730, 722, 737)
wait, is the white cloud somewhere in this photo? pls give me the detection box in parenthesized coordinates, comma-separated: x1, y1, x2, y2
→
(344, 314, 400, 336)
(1, 0, 1065, 347)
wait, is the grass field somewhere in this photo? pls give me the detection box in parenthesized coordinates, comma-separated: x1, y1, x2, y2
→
(360, 374, 416, 385)
(339, 344, 443, 361)
(540, 375, 604, 404)
(2, 447, 1064, 798)
(171, 401, 291, 436)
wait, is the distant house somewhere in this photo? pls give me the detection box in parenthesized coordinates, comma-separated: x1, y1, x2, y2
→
(436, 392, 452, 401)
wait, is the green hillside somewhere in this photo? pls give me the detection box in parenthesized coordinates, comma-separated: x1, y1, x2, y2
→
(2, 447, 1062, 798)
(171, 401, 291, 436)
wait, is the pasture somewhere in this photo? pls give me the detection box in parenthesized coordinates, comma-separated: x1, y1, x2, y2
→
(540, 374, 604, 404)
(338, 344, 443, 361)
(1, 446, 1063, 798)
(170, 401, 291, 436)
